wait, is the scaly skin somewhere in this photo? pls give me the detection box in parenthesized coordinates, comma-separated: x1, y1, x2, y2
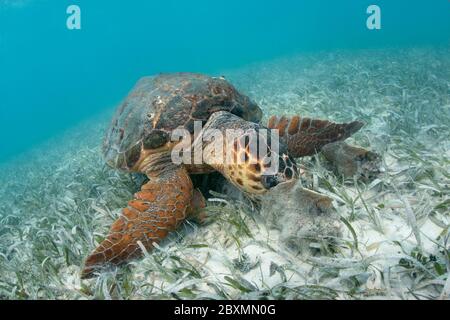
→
(81, 166, 195, 279)
(267, 115, 364, 158)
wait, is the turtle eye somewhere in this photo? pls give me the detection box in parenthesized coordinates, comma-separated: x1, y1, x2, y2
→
(261, 175, 278, 189)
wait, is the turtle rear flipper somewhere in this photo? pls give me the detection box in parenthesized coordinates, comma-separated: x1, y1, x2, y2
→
(81, 166, 196, 279)
(267, 115, 364, 158)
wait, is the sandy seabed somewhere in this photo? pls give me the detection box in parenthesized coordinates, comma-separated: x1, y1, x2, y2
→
(0, 47, 449, 299)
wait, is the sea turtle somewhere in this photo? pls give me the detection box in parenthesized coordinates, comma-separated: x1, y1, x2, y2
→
(81, 72, 365, 278)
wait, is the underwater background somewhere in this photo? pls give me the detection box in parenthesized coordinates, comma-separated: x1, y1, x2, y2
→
(0, 0, 449, 299)
(1, 0, 449, 162)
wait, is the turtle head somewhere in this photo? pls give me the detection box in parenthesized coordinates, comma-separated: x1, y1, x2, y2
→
(220, 129, 299, 195)
(199, 111, 298, 195)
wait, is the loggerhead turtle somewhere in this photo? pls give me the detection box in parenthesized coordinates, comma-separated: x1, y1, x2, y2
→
(81, 72, 365, 278)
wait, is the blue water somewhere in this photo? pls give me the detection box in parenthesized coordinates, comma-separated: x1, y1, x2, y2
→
(0, 0, 449, 163)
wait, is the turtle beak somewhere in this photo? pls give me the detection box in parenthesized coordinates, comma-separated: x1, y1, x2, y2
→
(261, 174, 297, 190)
(261, 175, 280, 189)
(260, 153, 298, 190)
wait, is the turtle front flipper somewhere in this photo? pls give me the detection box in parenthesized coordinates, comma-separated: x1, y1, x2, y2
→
(267, 115, 364, 158)
(81, 165, 194, 279)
